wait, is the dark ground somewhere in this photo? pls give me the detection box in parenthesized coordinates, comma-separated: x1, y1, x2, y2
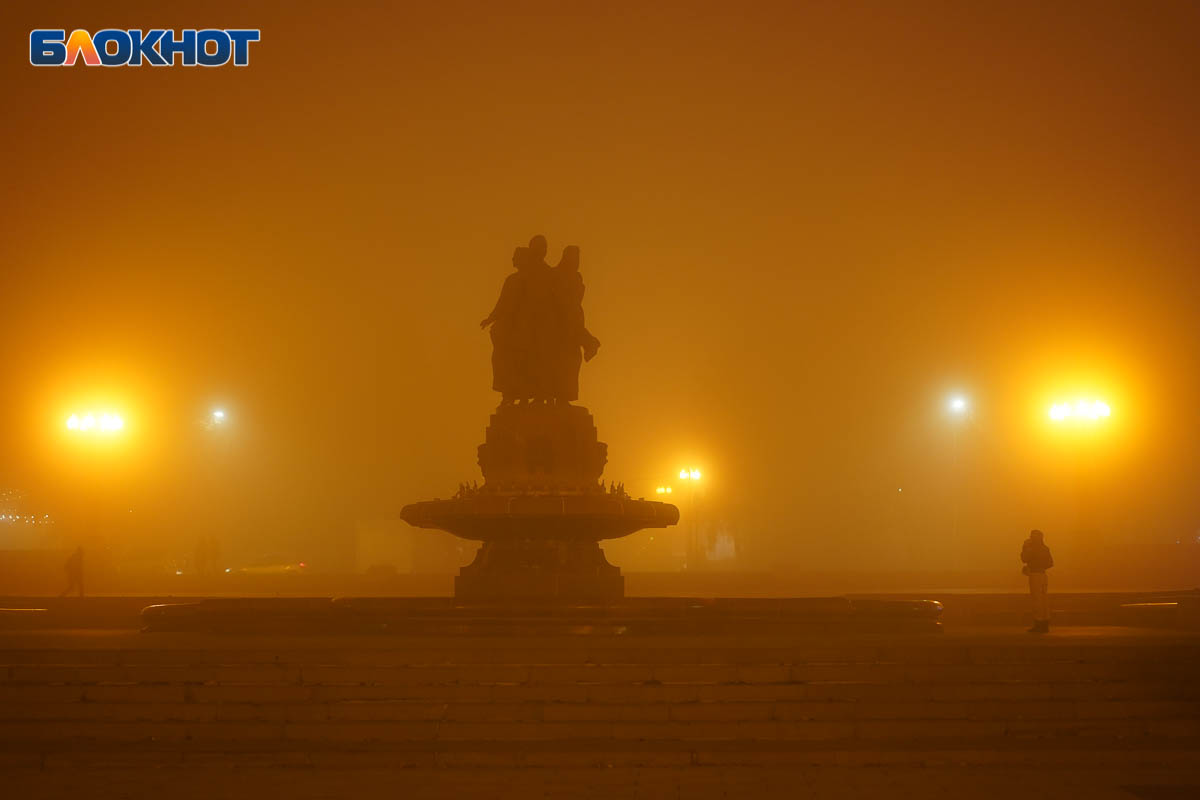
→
(1, 605, 1198, 799)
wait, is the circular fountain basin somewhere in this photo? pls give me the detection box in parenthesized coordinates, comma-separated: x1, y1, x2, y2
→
(400, 493, 679, 542)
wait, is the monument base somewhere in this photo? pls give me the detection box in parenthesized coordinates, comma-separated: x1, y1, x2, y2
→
(455, 538, 623, 604)
(400, 400, 679, 605)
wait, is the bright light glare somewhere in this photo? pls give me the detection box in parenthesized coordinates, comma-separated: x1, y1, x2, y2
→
(655, 486, 673, 495)
(679, 470, 689, 480)
(1048, 399, 1111, 422)
(212, 409, 226, 421)
(66, 411, 124, 434)
(948, 396, 968, 414)
(690, 469, 701, 480)
(679, 468, 702, 481)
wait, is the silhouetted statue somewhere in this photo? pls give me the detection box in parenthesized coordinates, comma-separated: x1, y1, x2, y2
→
(481, 246, 533, 404)
(481, 235, 600, 405)
(523, 235, 558, 401)
(550, 245, 601, 403)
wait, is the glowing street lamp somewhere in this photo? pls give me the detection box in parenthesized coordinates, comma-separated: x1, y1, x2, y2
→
(203, 407, 232, 433)
(65, 411, 124, 434)
(679, 469, 702, 481)
(948, 395, 968, 416)
(1049, 399, 1111, 422)
(655, 486, 673, 495)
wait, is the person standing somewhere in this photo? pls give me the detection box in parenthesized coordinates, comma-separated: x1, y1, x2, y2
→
(1021, 530, 1053, 633)
(60, 546, 84, 598)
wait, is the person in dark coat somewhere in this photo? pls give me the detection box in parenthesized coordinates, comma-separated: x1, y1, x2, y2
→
(1021, 529, 1054, 633)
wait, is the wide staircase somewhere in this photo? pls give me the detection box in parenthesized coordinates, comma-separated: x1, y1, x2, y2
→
(1, 629, 1198, 770)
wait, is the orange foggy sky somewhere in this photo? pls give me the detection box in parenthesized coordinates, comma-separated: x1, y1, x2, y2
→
(1, 0, 1198, 575)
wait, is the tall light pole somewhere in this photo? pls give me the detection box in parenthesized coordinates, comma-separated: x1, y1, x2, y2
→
(946, 395, 970, 541)
(1047, 397, 1111, 537)
(201, 407, 233, 578)
(63, 409, 128, 584)
(678, 468, 702, 569)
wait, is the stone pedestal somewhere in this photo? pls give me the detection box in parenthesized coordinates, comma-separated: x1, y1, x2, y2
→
(455, 538, 622, 603)
(478, 404, 607, 491)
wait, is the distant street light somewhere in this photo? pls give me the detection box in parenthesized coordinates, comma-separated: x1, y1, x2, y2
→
(680, 469, 701, 481)
(948, 395, 968, 416)
(655, 486, 673, 495)
(205, 407, 230, 432)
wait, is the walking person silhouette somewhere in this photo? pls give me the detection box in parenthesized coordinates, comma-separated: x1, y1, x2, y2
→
(1021, 530, 1053, 633)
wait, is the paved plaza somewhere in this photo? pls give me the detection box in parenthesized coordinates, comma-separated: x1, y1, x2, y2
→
(1, 620, 1197, 798)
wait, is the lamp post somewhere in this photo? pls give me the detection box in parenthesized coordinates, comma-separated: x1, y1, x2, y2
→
(1047, 398, 1111, 537)
(678, 468, 702, 569)
(63, 409, 127, 588)
(946, 395, 970, 540)
(201, 407, 233, 578)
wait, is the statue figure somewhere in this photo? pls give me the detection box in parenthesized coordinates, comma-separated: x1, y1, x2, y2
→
(480, 246, 533, 405)
(522, 235, 558, 402)
(550, 245, 601, 404)
(481, 235, 600, 406)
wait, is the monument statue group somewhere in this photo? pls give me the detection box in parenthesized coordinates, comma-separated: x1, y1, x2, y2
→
(401, 235, 679, 602)
(480, 234, 601, 406)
